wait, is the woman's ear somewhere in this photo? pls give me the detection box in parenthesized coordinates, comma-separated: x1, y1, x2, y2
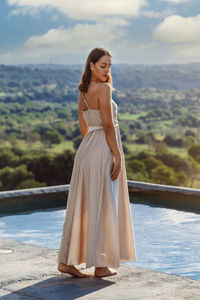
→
(90, 61, 94, 71)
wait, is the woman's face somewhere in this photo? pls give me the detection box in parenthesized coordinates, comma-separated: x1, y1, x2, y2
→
(90, 55, 112, 83)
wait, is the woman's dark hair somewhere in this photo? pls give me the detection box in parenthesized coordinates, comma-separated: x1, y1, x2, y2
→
(79, 47, 112, 93)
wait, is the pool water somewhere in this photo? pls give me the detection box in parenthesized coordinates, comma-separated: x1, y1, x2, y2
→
(0, 203, 200, 280)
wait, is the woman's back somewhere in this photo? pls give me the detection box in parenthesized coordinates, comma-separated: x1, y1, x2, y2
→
(82, 83, 100, 111)
(81, 89, 119, 128)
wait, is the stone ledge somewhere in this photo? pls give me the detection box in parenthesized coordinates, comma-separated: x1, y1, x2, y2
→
(128, 180, 200, 195)
(0, 181, 200, 214)
(0, 184, 69, 199)
(0, 185, 69, 214)
(128, 181, 200, 213)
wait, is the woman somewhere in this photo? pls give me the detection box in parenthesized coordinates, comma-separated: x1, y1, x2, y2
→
(57, 47, 136, 278)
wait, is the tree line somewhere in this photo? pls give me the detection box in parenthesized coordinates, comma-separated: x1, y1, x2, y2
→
(0, 142, 200, 191)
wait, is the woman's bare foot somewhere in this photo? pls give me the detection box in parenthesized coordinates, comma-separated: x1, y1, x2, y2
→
(58, 263, 92, 278)
(94, 267, 117, 277)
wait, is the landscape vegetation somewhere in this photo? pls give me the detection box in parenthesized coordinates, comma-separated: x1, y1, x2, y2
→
(0, 63, 200, 191)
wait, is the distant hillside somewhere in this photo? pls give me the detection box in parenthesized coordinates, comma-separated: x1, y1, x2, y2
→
(111, 63, 200, 90)
(0, 62, 200, 91)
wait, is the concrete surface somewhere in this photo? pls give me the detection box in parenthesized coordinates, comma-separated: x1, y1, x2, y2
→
(0, 238, 200, 300)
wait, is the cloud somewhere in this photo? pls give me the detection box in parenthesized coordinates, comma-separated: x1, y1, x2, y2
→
(0, 20, 128, 64)
(140, 8, 175, 18)
(153, 14, 200, 63)
(8, 6, 41, 17)
(7, 0, 148, 21)
(162, 0, 190, 3)
(102, 18, 130, 26)
(153, 14, 200, 43)
(25, 20, 128, 48)
(7, 0, 173, 22)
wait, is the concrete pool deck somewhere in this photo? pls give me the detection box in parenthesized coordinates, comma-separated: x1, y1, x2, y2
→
(0, 238, 200, 300)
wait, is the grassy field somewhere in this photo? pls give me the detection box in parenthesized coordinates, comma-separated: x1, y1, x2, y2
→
(118, 112, 146, 120)
(167, 146, 188, 158)
(50, 141, 74, 153)
(3, 136, 189, 158)
(126, 143, 149, 153)
(126, 142, 188, 158)
(3, 140, 75, 153)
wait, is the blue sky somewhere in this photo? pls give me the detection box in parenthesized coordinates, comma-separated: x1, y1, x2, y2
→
(0, 0, 199, 65)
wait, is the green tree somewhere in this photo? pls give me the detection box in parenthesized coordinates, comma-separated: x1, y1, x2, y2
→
(0, 147, 19, 168)
(188, 143, 200, 160)
(143, 156, 163, 175)
(44, 129, 62, 147)
(0, 165, 34, 190)
(151, 165, 177, 185)
(129, 160, 146, 174)
(17, 179, 46, 189)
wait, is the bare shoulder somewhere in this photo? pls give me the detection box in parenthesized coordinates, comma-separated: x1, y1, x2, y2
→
(96, 82, 112, 102)
(97, 82, 112, 93)
(96, 82, 112, 113)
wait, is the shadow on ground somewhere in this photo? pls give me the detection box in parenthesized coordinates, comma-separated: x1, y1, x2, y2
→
(1, 274, 115, 300)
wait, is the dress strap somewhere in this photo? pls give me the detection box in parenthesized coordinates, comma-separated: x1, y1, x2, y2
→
(82, 93, 90, 110)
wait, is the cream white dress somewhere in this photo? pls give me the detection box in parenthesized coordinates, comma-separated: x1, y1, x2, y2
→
(57, 94, 136, 268)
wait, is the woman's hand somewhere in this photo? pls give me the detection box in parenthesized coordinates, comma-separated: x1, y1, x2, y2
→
(110, 155, 122, 181)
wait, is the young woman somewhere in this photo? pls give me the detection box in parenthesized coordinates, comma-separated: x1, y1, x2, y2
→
(57, 47, 136, 278)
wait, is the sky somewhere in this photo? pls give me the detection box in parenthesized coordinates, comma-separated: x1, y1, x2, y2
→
(0, 0, 200, 65)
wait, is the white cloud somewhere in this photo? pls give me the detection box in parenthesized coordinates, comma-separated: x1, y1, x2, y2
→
(7, 0, 148, 21)
(102, 18, 130, 26)
(0, 20, 128, 64)
(162, 0, 190, 3)
(8, 6, 40, 17)
(153, 14, 200, 43)
(7, 0, 173, 22)
(140, 8, 175, 18)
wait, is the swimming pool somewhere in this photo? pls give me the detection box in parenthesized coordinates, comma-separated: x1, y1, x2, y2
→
(0, 203, 200, 280)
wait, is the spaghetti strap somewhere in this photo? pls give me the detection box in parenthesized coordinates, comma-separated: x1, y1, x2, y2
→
(82, 93, 90, 110)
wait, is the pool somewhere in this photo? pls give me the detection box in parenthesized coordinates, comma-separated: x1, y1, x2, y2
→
(0, 203, 200, 280)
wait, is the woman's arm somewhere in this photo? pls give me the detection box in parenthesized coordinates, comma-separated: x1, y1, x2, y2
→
(78, 92, 89, 139)
(98, 83, 121, 160)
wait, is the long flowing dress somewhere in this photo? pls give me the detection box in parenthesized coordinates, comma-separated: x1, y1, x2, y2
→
(57, 94, 137, 268)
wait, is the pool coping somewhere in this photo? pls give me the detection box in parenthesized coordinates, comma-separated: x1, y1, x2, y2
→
(0, 181, 200, 214)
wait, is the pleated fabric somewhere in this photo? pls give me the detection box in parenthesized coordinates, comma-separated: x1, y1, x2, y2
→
(57, 97, 136, 268)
